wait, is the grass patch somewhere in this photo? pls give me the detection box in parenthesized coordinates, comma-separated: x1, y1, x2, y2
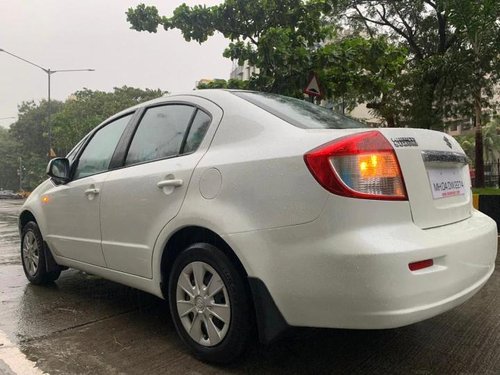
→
(472, 188, 500, 195)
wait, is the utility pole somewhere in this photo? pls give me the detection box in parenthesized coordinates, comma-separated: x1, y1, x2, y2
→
(0, 48, 94, 158)
(18, 157, 22, 192)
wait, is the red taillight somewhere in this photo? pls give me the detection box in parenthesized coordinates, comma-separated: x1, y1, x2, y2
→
(304, 131, 407, 200)
(409, 259, 434, 271)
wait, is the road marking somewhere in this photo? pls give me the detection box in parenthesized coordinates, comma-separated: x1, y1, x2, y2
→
(0, 330, 45, 375)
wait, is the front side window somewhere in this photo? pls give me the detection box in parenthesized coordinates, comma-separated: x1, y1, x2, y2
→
(66, 137, 87, 163)
(125, 105, 195, 165)
(73, 114, 132, 179)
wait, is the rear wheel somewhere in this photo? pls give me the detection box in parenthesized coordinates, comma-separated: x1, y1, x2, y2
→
(21, 221, 61, 285)
(168, 243, 251, 363)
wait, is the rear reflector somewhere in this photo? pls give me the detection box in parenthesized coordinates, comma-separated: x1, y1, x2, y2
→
(304, 131, 407, 200)
(408, 259, 434, 271)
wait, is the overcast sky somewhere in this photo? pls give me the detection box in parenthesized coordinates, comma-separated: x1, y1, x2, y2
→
(0, 0, 230, 128)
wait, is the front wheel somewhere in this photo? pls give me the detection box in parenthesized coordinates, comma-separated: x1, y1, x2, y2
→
(168, 243, 252, 363)
(21, 221, 61, 285)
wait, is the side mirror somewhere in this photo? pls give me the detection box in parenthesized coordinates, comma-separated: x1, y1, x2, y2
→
(47, 158, 70, 183)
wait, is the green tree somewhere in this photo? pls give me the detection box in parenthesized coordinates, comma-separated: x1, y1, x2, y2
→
(0, 128, 21, 191)
(9, 100, 64, 159)
(446, 0, 500, 187)
(482, 118, 500, 163)
(127, 1, 335, 97)
(315, 35, 406, 125)
(343, 0, 463, 129)
(196, 78, 248, 90)
(455, 134, 475, 162)
(52, 86, 164, 154)
(3, 86, 165, 190)
(127, 1, 407, 124)
(7, 100, 65, 190)
(456, 118, 500, 165)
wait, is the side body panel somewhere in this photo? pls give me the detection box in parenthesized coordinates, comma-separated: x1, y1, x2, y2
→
(40, 173, 109, 266)
(150, 92, 341, 283)
(99, 97, 224, 278)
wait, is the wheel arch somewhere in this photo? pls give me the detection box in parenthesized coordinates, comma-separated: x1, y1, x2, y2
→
(19, 209, 62, 275)
(19, 209, 38, 232)
(159, 225, 249, 298)
(158, 225, 289, 344)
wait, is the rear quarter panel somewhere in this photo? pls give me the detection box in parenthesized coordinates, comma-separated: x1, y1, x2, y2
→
(176, 93, 331, 234)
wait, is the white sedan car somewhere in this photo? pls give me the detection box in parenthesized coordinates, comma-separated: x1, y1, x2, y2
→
(19, 90, 497, 363)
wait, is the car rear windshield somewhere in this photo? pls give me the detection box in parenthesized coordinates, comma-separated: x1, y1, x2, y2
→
(233, 91, 363, 129)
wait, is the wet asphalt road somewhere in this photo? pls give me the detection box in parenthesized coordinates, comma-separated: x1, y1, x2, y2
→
(0, 199, 499, 374)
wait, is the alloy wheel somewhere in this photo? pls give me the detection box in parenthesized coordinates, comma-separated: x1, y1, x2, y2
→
(176, 261, 231, 346)
(22, 231, 39, 276)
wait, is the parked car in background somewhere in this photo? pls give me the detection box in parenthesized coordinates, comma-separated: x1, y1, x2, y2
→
(0, 190, 22, 199)
(19, 90, 497, 363)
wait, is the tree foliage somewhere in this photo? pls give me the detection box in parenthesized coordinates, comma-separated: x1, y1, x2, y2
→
(446, 0, 500, 186)
(6, 100, 65, 189)
(126, 0, 500, 187)
(128, 1, 339, 97)
(345, 0, 499, 185)
(196, 78, 248, 90)
(342, 1, 499, 129)
(52, 86, 164, 154)
(127, 0, 500, 131)
(343, 0, 461, 129)
(0, 128, 21, 191)
(316, 35, 406, 124)
(455, 118, 500, 164)
(10, 100, 64, 158)
(127, 0, 406, 120)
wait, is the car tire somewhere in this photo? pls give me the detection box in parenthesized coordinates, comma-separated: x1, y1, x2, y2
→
(21, 221, 61, 285)
(168, 243, 252, 364)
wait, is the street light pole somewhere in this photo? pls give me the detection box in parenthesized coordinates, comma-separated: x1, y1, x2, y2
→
(18, 157, 23, 192)
(48, 69, 51, 157)
(0, 48, 94, 158)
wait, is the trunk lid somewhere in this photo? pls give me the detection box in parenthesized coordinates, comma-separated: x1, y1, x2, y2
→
(378, 128, 472, 229)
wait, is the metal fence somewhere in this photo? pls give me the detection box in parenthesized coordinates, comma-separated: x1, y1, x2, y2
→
(471, 160, 500, 188)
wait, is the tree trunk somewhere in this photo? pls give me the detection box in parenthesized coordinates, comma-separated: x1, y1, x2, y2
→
(474, 92, 485, 188)
(386, 113, 396, 127)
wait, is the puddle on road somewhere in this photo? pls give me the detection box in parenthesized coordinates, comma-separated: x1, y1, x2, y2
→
(0, 200, 24, 266)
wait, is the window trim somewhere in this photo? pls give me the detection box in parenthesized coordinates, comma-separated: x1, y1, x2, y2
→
(179, 109, 199, 155)
(66, 135, 89, 163)
(119, 102, 213, 169)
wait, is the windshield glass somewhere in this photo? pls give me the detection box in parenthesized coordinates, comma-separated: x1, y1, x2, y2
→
(233, 91, 364, 129)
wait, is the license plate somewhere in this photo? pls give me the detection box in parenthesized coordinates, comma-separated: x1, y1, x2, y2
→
(427, 167, 466, 199)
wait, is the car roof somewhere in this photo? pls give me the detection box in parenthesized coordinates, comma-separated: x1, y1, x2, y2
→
(107, 89, 242, 122)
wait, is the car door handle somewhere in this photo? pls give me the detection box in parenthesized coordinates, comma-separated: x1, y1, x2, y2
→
(84, 188, 100, 195)
(157, 179, 183, 188)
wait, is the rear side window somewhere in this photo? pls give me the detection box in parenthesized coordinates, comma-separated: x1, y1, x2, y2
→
(233, 91, 363, 129)
(125, 105, 195, 165)
(183, 110, 211, 154)
(74, 114, 132, 179)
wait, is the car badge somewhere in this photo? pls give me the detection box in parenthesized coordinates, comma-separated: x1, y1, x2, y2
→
(443, 136, 452, 149)
(391, 137, 418, 147)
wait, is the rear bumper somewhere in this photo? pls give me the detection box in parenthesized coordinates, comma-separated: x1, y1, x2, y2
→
(224, 204, 497, 330)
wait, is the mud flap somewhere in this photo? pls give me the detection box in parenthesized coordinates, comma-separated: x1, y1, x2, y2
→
(248, 277, 289, 344)
(43, 242, 63, 272)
